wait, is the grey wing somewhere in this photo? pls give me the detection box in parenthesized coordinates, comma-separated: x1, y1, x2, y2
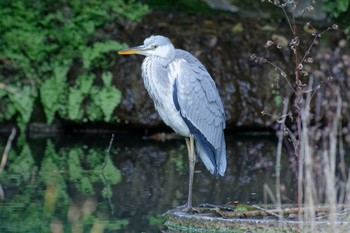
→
(170, 53, 226, 175)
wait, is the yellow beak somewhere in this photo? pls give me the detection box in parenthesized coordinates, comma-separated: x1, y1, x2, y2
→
(118, 45, 146, 55)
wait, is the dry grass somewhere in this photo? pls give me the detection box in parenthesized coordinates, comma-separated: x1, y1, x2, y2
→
(256, 1, 350, 231)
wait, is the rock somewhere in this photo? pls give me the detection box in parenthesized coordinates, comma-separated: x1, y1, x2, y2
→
(201, 0, 239, 13)
(112, 10, 349, 130)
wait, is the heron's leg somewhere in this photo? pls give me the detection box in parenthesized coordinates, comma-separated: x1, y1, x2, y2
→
(185, 134, 195, 211)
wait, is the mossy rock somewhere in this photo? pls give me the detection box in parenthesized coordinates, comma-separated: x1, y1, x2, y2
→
(163, 205, 350, 232)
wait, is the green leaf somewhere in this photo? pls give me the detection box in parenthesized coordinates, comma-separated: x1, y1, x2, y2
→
(82, 40, 126, 69)
(148, 215, 166, 226)
(4, 144, 34, 184)
(8, 86, 36, 131)
(235, 205, 249, 211)
(102, 71, 113, 86)
(86, 101, 104, 121)
(338, 0, 349, 11)
(67, 148, 83, 181)
(40, 65, 70, 124)
(80, 176, 94, 194)
(92, 86, 122, 122)
(76, 74, 94, 94)
(0, 0, 146, 127)
(67, 87, 85, 121)
(106, 220, 129, 230)
(99, 155, 121, 184)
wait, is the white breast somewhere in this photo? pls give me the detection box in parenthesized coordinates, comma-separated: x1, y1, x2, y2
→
(141, 57, 190, 137)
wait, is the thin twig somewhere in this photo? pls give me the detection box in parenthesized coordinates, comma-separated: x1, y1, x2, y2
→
(215, 205, 344, 218)
(101, 133, 115, 171)
(294, 38, 303, 220)
(0, 128, 16, 175)
(264, 183, 276, 204)
(269, 1, 295, 35)
(276, 98, 289, 219)
(252, 205, 282, 219)
(0, 183, 3, 201)
(281, 7, 295, 35)
(264, 59, 296, 93)
(300, 25, 335, 66)
(301, 77, 316, 229)
(299, 36, 318, 65)
(101, 133, 115, 214)
(107, 133, 115, 154)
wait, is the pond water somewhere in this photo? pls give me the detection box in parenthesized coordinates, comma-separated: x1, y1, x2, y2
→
(0, 131, 296, 232)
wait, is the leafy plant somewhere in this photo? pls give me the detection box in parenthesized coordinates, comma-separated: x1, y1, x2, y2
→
(40, 64, 70, 124)
(322, 0, 349, 17)
(322, 0, 350, 37)
(0, 138, 125, 232)
(0, 0, 149, 131)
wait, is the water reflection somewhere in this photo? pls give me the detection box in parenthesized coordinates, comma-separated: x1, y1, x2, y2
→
(0, 132, 296, 232)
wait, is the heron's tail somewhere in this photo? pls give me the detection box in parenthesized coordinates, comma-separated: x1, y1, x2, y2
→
(194, 133, 226, 176)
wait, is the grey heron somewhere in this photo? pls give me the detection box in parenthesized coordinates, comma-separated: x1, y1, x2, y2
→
(118, 35, 226, 210)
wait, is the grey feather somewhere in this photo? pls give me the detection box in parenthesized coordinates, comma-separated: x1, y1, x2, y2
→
(171, 50, 226, 175)
(137, 35, 226, 175)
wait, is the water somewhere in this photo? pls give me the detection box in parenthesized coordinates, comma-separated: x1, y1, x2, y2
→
(0, 131, 296, 232)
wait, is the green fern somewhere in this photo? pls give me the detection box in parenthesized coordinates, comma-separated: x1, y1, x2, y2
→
(82, 40, 127, 69)
(8, 86, 36, 132)
(40, 64, 70, 124)
(92, 72, 121, 122)
(0, 0, 149, 130)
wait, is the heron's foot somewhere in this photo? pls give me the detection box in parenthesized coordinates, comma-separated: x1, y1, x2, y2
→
(178, 204, 199, 213)
(198, 203, 234, 211)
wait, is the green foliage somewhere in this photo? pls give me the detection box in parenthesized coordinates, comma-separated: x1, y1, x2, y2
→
(40, 64, 70, 124)
(5, 143, 35, 184)
(144, 0, 212, 13)
(98, 153, 122, 198)
(148, 215, 166, 226)
(234, 205, 249, 211)
(0, 0, 150, 130)
(322, 0, 349, 17)
(0, 87, 36, 132)
(322, 0, 350, 36)
(0, 138, 124, 232)
(105, 220, 130, 231)
(98, 154, 122, 184)
(90, 72, 122, 122)
(82, 40, 125, 69)
(7, 86, 36, 131)
(65, 71, 122, 122)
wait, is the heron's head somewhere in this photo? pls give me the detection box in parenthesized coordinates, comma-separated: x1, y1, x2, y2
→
(118, 35, 175, 59)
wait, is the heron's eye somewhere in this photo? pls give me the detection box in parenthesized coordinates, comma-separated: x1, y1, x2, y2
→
(151, 44, 158, 49)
